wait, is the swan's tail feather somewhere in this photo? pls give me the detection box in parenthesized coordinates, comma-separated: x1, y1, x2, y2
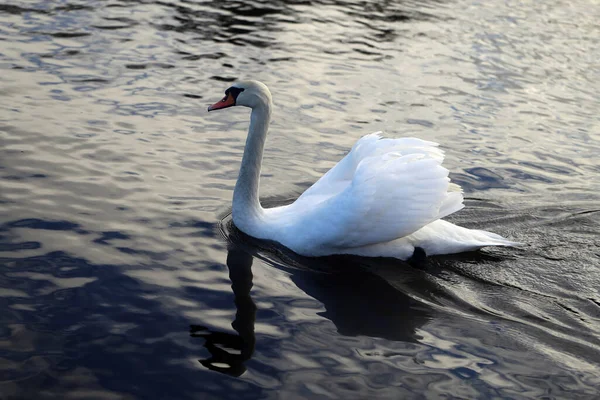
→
(338, 221, 523, 260)
(471, 228, 524, 247)
(413, 220, 523, 258)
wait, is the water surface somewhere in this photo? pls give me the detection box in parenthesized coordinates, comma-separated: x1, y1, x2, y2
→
(1, 0, 600, 398)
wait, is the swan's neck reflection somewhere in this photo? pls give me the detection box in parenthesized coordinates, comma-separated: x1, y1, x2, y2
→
(190, 249, 256, 377)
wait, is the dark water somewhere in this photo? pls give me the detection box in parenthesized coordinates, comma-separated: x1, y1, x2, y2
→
(1, 0, 600, 398)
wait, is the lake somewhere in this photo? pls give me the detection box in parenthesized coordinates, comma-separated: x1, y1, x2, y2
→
(1, 0, 599, 398)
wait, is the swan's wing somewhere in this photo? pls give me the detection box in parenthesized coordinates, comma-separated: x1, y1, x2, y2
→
(295, 132, 445, 206)
(297, 134, 464, 250)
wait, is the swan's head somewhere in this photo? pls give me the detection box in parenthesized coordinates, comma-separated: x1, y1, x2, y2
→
(208, 80, 272, 112)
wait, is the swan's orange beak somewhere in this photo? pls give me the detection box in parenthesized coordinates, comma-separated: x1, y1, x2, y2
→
(208, 93, 235, 112)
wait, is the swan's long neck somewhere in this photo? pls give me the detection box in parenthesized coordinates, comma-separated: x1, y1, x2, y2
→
(232, 102, 271, 232)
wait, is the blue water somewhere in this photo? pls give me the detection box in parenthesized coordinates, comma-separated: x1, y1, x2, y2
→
(1, 0, 599, 398)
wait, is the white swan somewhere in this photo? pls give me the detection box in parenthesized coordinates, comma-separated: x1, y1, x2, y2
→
(208, 80, 519, 260)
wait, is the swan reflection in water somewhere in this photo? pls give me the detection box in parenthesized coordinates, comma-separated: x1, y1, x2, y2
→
(191, 221, 445, 376)
(190, 248, 257, 377)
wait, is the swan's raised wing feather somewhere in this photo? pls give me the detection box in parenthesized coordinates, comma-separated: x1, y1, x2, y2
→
(296, 133, 444, 203)
(293, 133, 464, 251)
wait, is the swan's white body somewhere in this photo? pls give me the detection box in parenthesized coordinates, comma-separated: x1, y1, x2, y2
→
(209, 81, 518, 260)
